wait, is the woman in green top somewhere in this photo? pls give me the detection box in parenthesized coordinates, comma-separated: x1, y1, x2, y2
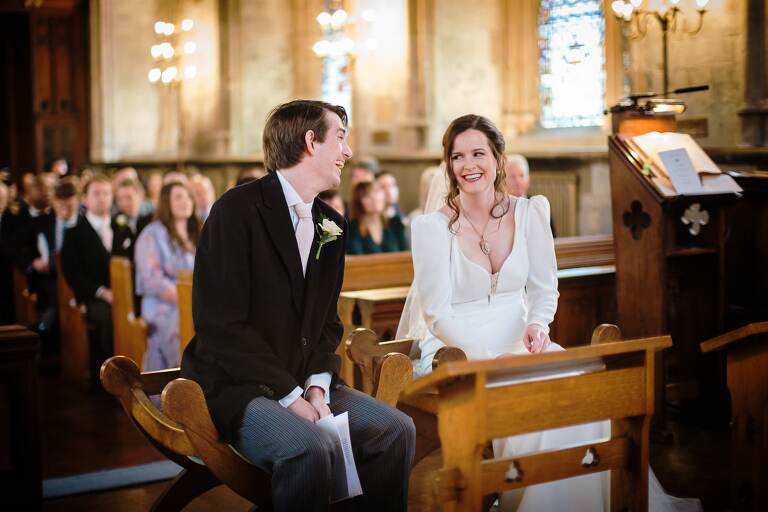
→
(348, 181, 408, 254)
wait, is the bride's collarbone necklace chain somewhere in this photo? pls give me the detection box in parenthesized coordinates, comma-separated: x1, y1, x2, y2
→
(459, 197, 507, 256)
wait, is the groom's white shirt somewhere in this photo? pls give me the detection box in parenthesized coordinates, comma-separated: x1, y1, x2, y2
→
(275, 171, 332, 408)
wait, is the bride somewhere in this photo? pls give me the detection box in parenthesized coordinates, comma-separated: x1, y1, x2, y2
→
(397, 114, 701, 511)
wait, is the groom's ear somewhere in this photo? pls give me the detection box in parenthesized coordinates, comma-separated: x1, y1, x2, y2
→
(304, 130, 317, 155)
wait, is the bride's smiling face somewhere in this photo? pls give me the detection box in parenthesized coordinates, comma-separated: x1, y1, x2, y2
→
(450, 129, 499, 195)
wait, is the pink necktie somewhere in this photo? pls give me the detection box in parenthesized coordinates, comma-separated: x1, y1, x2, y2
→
(294, 202, 314, 275)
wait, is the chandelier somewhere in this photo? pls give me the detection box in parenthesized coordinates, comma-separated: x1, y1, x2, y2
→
(148, 18, 197, 85)
(610, 0, 709, 93)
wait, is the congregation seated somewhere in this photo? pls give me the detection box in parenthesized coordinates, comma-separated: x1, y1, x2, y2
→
(347, 181, 408, 255)
(374, 170, 403, 222)
(189, 173, 216, 222)
(113, 177, 152, 260)
(0, 180, 17, 323)
(318, 188, 346, 217)
(60, 174, 134, 384)
(15, 179, 80, 351)
(134, 182, 199, 370)
(143, 170, 163, 211)
(111, 166, 154, 218)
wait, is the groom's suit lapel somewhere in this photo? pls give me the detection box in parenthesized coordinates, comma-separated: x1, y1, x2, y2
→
(301, 201, 324, 323)
(256, 173, 304, 314)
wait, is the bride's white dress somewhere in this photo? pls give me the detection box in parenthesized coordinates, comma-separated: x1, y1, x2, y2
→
(405, 196, 701, 512)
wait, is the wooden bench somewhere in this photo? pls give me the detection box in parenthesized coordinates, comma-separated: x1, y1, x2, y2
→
(12, 267, 38, 328)
(701, 322, 768, 512)
(110, 257, 148, 368)
(55, 254, 90, 387)
(176, 269, 194, 352)
(100, 356, 272, 510)
(346, 324, 624, 467)
(342, 251, 413, 292)
(0, 325, 42, 510)
(404, 333, 670, 511)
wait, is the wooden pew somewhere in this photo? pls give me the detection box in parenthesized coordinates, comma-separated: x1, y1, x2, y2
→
(110, 257, 148, 368)
(0, 325, 41, 510)
(405, 334, 671, 511)
(176, 269, 194, 351)
(346, 324, 623, 468)
(100, 356, 271, 510)
(55, 254, 90, 387)
(342, 251, 413, 292)
(701, 322, 768, 512)
(12, 267, 38, 328)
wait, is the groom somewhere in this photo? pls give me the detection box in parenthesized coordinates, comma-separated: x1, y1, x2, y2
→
(180, 100, 415, 511)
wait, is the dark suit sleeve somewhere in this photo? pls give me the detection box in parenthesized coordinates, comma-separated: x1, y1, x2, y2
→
(304, 221, 346, 377)
(61, 227, 101, 303)
(192, 200, 299, 398)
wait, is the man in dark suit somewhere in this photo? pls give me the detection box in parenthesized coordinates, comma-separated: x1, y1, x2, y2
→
(16, 180, 80, 347)
(113, 177, 152, 261)
(61, 174, 133, 384)
(181, 100, 415, 511)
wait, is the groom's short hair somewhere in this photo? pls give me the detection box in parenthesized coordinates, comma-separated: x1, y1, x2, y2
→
(263, 100, 348, 173)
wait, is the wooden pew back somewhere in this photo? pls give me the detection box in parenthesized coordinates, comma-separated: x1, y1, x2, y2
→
(405, 335, 671, 511)
(342, 251, 413, 291)
(55, 254, 90, 387)
(176, 269, 194, 350)
(110, 257, 148, 367)
(12, 268, 38, 328)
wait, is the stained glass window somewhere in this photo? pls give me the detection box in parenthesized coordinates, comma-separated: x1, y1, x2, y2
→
(539, 0, 605, 128)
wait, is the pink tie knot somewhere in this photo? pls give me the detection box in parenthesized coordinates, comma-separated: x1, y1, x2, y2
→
(295, 202, 313, 220)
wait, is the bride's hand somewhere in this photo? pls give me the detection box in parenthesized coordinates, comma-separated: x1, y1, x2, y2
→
(524, 324, 551, 353)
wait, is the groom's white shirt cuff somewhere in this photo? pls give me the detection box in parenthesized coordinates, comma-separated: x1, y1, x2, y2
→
(278, 372, 332, 407)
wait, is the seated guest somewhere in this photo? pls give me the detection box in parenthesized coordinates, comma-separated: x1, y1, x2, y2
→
(144, 171, 163, 211)
(189, 174, 216, 222)
(318, 189, 346, 217)
(348, 181, 408, 255)
(162, 170, 189, 186)
(374, 170, 402, 220)
(47, 157, 70, 178)
(505, 154, 556, 237)
(0, 180, 15, 323)
(231, 166, 267, 189)
(348, 159, 377, 190)
(17, 180, 80, 345)
(135, 182, 199, 370)
(111, 167, 154, 217)
(114, 178, 152, 260)
(61, 174, 134, 385)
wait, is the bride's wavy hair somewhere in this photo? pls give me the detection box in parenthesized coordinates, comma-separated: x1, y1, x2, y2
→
(442, 114, 509, 232)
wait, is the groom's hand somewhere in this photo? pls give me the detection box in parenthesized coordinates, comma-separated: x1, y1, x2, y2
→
(306, 387, 332, 419)
(287, 397, 320, 422)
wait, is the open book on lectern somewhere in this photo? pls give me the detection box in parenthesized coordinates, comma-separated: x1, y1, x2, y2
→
(625, 131, 742, 197)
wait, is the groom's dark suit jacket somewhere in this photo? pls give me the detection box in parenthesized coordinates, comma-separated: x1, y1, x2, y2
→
(180, 173, 347, 441)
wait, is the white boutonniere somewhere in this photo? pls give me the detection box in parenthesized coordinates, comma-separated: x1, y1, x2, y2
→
(115, 214, 127, 226)
(315, 215, 343, 260)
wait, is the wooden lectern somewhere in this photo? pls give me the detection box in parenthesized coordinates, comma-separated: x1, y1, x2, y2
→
(701, 322, 768, 511)
(405, 336, 671, 511)
(608, 112, 739, 422)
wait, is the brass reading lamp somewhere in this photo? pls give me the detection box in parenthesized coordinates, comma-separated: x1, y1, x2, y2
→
(606, 84, 709, 135)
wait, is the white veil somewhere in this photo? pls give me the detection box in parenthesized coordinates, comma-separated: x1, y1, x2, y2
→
(395, 163, 449, 350)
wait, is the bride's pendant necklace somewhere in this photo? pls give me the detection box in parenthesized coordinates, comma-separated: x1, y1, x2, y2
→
(462, 211, 492, 255)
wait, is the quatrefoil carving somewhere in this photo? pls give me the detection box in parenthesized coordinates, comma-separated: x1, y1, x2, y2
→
(622, 201, 651, 240)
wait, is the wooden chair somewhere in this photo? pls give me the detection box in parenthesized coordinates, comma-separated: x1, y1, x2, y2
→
(110, 256, 148, 368)
(55, 254, 90, 387)
(100, 356, 272, 511)
(12, 267, 38, 328)
(701, 322, 768, 512)
(176, 269, 194, 351)
(405, 334, 671, 511)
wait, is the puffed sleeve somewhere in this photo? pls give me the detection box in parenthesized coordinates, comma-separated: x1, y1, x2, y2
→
(411, 214, 471, 365)
(524, 196, 559, 331)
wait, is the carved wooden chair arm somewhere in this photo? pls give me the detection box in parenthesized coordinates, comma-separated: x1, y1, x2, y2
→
(161, 378, 272, 506)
